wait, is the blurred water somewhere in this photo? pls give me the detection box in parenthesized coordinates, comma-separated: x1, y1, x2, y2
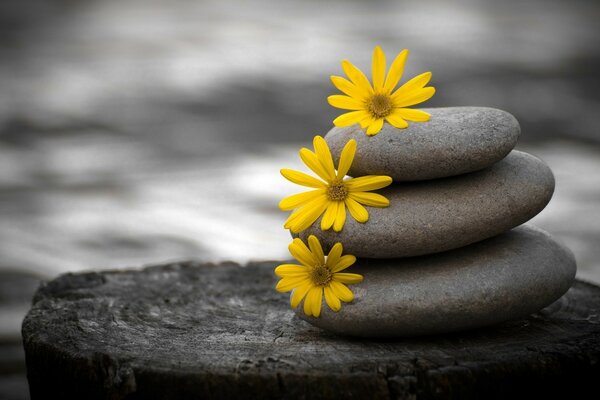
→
(1, 0, 599, 275)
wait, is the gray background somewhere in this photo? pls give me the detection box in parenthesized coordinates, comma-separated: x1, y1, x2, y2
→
(1, 0, 599, 398)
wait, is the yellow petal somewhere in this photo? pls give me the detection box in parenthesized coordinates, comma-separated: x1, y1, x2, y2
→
(371, 46, 386, 91)
(324, 286, 342, 312)
(333, 110, 369, 127)
(349, 192, 390, 207)
(299, 149, 333, 182)
(281, 169, 326, 188)
(303, 286, 323, 317)
(288, 238, 316, 266)
(346, 175, 392, 192)
(392, 72, 432, 99)
(287, 199, 328, 233)
(345, 197, 369, 223)
(290, 282, 312, 308)
(325, 242, 343, 269)
(396, 108, 431, 122)
(385, 113, 409, 129)
(333, 272, 363, 284)
(329, 281, 354, 303)
(365, 118, 384, 135)
(303, 286, 316, 316)
(336, 139, 356, 178)
(383, 49, 409, 92)
(358, 115, 375, 129)
(313, 136, 336, 181)
(330, 76, 367, 100)
(320, 200, 338, 231)
(284, 195, 327, 229)
(333, 202, 346, 232)
(327, 95, 364, 110)
(276, 275, 309, 292)
(393, 87, 436, 108)
(311, 286, 323, 317)
(274, 264, 307, 277)
(331, 254, 356, 273)
(341, 59, 374, 95)
(307, 235, 325, 265)
(279, 189, 325, 211)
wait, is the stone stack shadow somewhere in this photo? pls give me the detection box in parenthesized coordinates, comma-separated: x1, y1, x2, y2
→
(296, 107, 577, 337)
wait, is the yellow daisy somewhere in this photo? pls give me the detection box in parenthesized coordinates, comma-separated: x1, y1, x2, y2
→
(275, 235, 363, 317)
(279, 135, 392, 233)
(328, 46, 436, 136)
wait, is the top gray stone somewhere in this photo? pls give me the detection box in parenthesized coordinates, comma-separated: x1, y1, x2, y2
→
(326, 107, 520, 181)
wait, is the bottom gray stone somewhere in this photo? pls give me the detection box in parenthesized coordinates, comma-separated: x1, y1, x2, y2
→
(297, 225, 576, 338)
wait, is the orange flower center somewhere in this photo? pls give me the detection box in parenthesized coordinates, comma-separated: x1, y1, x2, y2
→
(327, 182, 348, 201)
(367, 93, 393, 119)
(310, 264, 333, 286)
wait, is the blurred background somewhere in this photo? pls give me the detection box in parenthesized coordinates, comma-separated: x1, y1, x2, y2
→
(1, 0, 599, 398)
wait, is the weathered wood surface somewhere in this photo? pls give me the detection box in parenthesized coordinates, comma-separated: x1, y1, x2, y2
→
(22, 261, 600, 399)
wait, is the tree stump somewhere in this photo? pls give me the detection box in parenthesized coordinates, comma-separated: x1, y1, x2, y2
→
(22, 261, 600, 399)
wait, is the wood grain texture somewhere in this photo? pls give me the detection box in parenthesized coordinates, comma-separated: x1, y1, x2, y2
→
(22, 261, 600, 399)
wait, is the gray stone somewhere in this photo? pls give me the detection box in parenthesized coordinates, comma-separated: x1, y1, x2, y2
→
(297, 150, 554, 258)
(326, 107, 520, 181)
(297, 225, 576, 338)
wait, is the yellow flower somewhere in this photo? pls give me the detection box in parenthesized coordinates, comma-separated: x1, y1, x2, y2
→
(328, 46, 436, 136)
(275, 235, 363, 317)
(279, 136, 392, 233)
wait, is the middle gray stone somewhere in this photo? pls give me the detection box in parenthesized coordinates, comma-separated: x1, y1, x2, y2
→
(296, 151, 554, 258)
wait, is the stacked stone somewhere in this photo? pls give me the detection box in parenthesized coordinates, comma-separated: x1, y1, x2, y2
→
(296, 107, 576, 338)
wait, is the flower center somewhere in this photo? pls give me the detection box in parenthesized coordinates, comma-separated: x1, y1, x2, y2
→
(310, 264, 333, 286)
(367, 94, 393, 119)
(327, 182, 348, 201)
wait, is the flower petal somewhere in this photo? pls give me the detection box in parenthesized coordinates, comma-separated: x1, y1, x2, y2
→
(349, 192, 390, 207)
(341, 59, 374, 95)
(299, 149, 332, 182)
(311, 286, 324, 317)
(324, 286, 342, 312)
(333, 273, 363, 284)
(329, 281, 354, 302)
(313, 136, 336, 181)
(385, 113, 409, 129)
(325, 242, 343, 269)
(345, 197, 369, 223)
(392, 71, 432, 99)
(285, 197, 328, 233)
(393, 87, 436, 108)
(383, 49, 409, 92)
(333, 202, 346, 232)
(279, 189, 325, 211)
(327, 95, 364, 110)
(276, 275, 309, 292)
(330, 76, 367, 100)
(281, 169, 326, 188)
(396, 108, 431, 122)
(290, 282, 312, 308)
(303, 286, 323, 317)
(333, 110, 370, 127)
(365, 118, 384, 135)
(284, 195, 327, 230)
(371, 46, 386, 91)
(307, 235, 325, 265)
(331, 254, 357, 273)
(320, 200, 338, 231)
(288, 238, 316, 267)
(274, 264, 307, 277)
(346, 175, 392, 192)
(336, 139, 356, 178)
